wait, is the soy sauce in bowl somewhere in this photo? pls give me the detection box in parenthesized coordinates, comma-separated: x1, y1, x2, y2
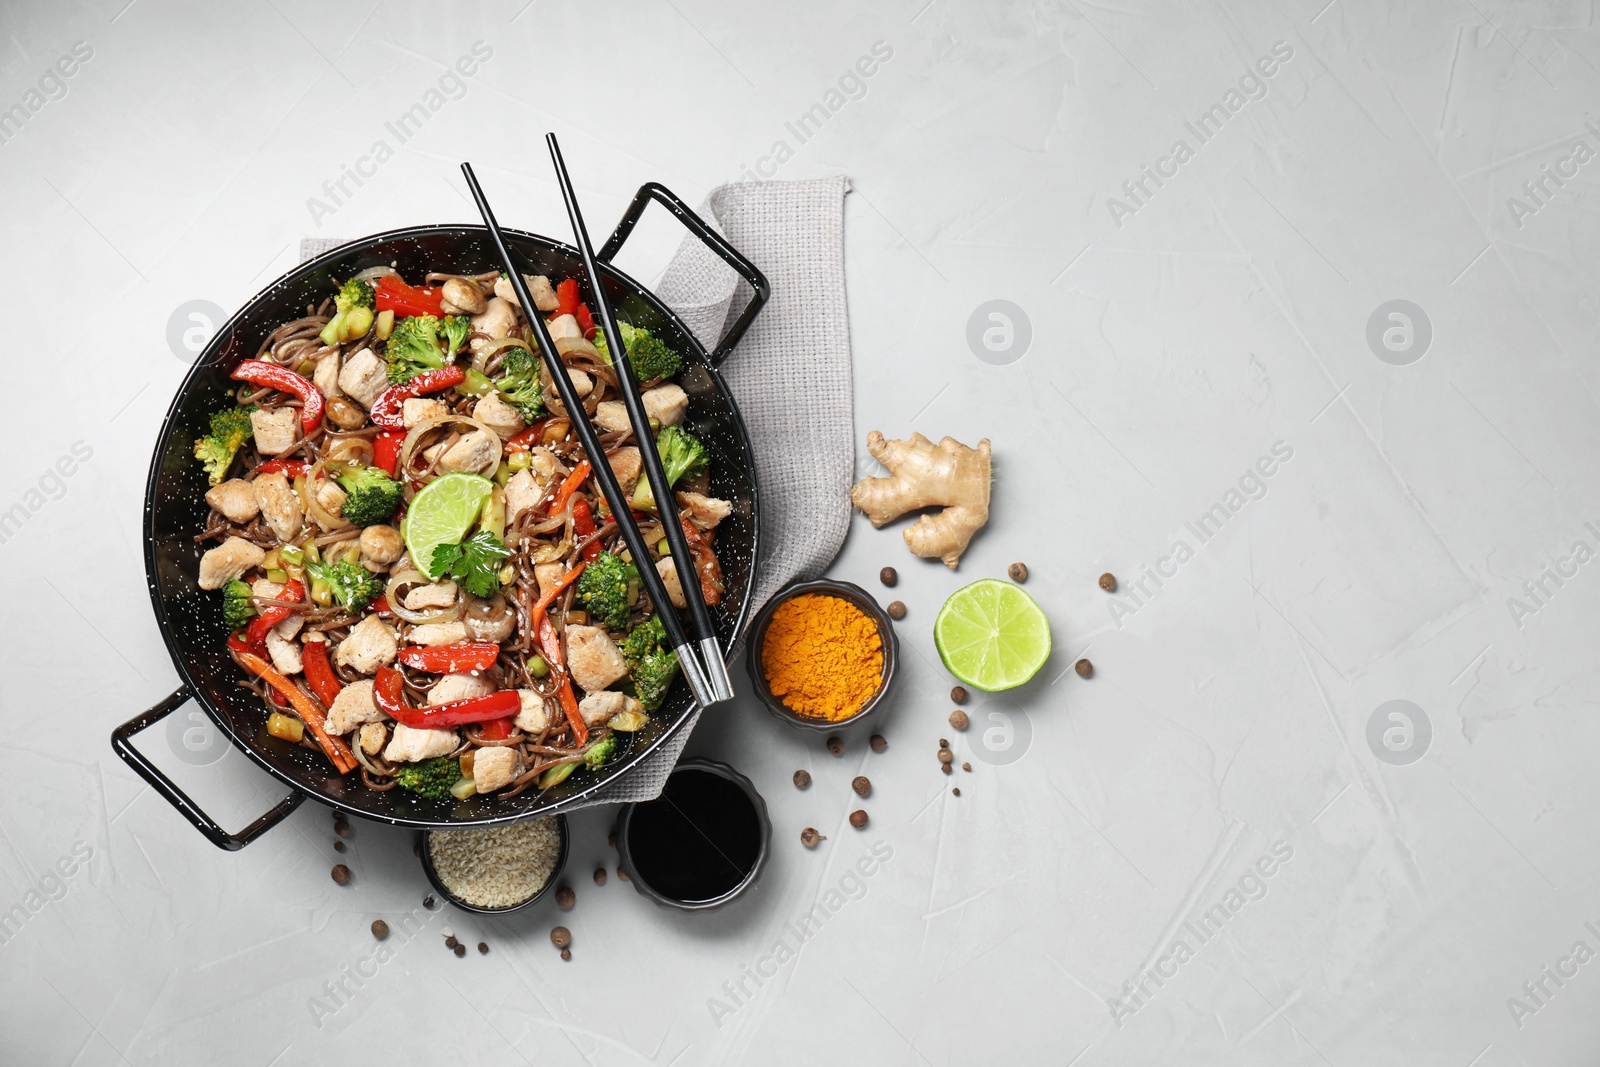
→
(618, 759, 770, 910)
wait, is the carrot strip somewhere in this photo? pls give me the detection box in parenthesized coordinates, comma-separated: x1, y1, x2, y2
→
(236, 652, 358, 774)
(528, 561, 588, 641)
(557, 679, 586, 746)
(550, 460, 591, 517)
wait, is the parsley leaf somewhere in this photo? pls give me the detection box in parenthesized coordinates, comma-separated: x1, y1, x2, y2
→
(429, 531, 510, 598)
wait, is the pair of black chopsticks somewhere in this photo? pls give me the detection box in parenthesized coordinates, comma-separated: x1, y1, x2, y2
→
(461, 144, 734, 708)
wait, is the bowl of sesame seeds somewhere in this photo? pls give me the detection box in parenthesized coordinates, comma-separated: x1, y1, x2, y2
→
(420, 815, 569, 914)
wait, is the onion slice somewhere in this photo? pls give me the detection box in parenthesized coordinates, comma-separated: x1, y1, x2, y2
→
(554, 336, 601, 362)
(352, 266, 400, 283)
(384, 568, 465, 624)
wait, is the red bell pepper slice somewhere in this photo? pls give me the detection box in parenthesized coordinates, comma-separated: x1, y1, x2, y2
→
(555, 278, 580, 316)
(397, 642, 501, 673)
(302, 640, 343, 708)
(253, 458, 312, 478)
(374, 276, 444, 318)
(576, 303, 595, 339)
(374, 666, 520, 729)
(228, 629, 266, 660)
(373, 430, 406, 477)
(231, 361, 324, 437)
(246, 579, 304, 644)
(369, 366, 466, 429)
(478, 717, 515, 741)
(572, 498, 601, 561)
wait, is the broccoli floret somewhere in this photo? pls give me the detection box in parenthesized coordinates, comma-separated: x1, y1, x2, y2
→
(306, 557, 383, 613)
(492, 347, 545, 421)
(595, 322, 682, 383)
(334, 465, 403, 527)
(193, 404, 257, 486)
(221, 578, 256, 630)
(384, 314, 450, 384)
(584, 735, 618, 771)
(394, 757, 461, 798)
(318, 278, 377, 346)
(631, 424, 709, 511)
(619, 615, 680, 711)
(440, 314, 470, 356)
(575, 551, 639, 630)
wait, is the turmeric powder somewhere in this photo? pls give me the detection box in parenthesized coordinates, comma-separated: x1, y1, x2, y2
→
(761, 594, 883, 721)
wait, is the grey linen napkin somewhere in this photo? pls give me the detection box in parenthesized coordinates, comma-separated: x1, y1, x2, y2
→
(298, 174, 855, 806)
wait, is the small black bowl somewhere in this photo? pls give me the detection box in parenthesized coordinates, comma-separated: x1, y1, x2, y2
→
(616, 759, 771, 912)
(744, 578, 899, 732)
(418, 814, 569, 915)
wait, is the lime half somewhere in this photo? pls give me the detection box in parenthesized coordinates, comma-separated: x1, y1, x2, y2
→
(405, 472, 494, 578)
(934, 578, 1052, 691)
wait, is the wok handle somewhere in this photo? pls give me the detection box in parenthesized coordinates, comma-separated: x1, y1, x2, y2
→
(110, 687, 305, 852)
(598, 182, 770, 367)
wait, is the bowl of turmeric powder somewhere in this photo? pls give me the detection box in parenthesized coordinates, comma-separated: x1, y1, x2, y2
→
(747, 579, 898, 730)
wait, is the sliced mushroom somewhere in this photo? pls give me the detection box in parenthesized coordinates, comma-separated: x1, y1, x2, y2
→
(440, 276, 488, 316)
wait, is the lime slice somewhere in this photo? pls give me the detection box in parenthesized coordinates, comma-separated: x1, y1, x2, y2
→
(933, 578, 1052, 691)
(405, 472, 494, 578)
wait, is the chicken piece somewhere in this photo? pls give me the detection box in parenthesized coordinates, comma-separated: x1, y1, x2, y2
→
(428, 672, 495, 706)
(642, 384, 688, 427)
(335, 615, 397, 674)
(565, 625, 630, 693)
(547, 314, 581, 344)
(655, 556, 687, 609)
(198, 537, 264, 590)
(265, 629, 302, 675)
(494, 273, 559, 313)
(473, 746, 524, 794)
(526, 447, 557, 483)
(608, 446, 641, 496)
(437, 430, 499, 475)
(408, 620, 468, 646)
(313, 350, 341, 399)
(326, 679, 385, 735)
(253, 471, 302, 542)
(338, 347, 388, 409)
(358, 721, 387, 755)
(250, 407, 299, 457)
(204, 479, 259, 524)
(577, 690, 643, 729)
(534, 562, 566, 599)
(315, 479, 347, 520)
(593, 401, 632, 434)
(504, 469, 543, 525)
(473, 391, 524, 440)
(404, 581, 458, 611)
(677, 491, 732, 530)
(383, 723, 459, 763)
(514, 690, 551, 734)
(468, 297, 518, 356)
(402, 398, 449, 429)
(543, 368, 594, 420)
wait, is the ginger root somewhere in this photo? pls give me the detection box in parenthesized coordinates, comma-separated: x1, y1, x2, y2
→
(849, 431, 991, 568)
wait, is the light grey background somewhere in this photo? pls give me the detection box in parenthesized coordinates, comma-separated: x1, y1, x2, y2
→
(1, 1, 1597, 1064)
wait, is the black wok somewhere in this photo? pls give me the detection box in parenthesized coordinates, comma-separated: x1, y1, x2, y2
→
(112, 184, 768, 849)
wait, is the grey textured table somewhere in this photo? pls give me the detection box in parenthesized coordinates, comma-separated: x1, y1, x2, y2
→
(2, 2, 1597, 1064)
